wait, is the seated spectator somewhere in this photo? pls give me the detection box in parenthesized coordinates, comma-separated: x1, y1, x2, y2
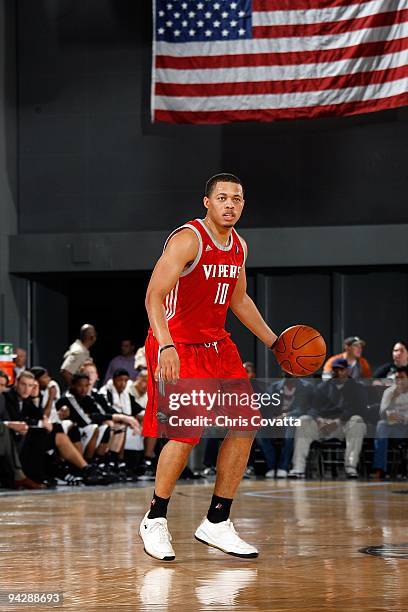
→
(323, 336, 372, 380)
(0, 369, 9, 393)
(129, 367, 148, 406)
(0, 390, 45, 489)
(257, 375, 314, 478)
(243, 362, 256, 380)
(101, 369, 144, 418)
(30, 366, 61, 422)
(60, 324, 97, 386)
(100, 369, 145, 468)
(104, 339, 137, 383)
(57, 373, 139, 470)
(1, 371, 101, 485)
(129, 367, 157, 478)
(289, 358, 367, 479)
(373, 341, 408, 383)
(134, 346, 146, 370)
(80, 360, 100, 392)
(372, 366, 408, 478)
(13, 348, 27, 379)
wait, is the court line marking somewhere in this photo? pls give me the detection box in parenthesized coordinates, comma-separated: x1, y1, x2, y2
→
(243, 482, 399, 497)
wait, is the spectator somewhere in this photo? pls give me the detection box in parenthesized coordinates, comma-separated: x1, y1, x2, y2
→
(0, 391, 45, 489)
(30, 366, 61, 423)
(134, 346, 146, 370)
(129, 367, 148, 406)
(0, 369, 9, 393)
(2, 371, 100, 485)
(100, 369, 144, 465)
(243, 362, 256, 380)
(289, 358, 367, 479)
(13, 348, 27, 379)
(373, 341, 408, 382)
(101, 368, 144, 419)
(56, 373, 139, 467)
(80, 360, 100, 392)
(129, 367, 157, 478)
(104, 339, 137, 383)
(323, 336, 372, 380)
(372, 366, 408, 478)
(60, 324, 97, 386)
(257, 375, 314, 478)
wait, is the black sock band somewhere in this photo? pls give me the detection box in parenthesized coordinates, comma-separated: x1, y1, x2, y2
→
(207, 494, 233, 523)
(148, 491, 170, 519)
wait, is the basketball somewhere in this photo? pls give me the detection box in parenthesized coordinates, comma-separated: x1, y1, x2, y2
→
(274, 325, 327, 376)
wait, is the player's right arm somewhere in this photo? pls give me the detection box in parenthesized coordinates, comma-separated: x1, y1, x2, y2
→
(145, 229, 199, 383)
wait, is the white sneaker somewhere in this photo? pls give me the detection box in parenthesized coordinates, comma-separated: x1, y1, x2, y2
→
(288, 469, 305, 479)
(195, 517, 258, 558)
(139, 511, 175, 561)
(345, 466, 358, 478)
(276, 469, 288, 478)
(264, 469, 275, 479)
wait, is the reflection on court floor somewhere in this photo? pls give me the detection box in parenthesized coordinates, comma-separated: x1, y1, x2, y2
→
(0, 480, 407, 611)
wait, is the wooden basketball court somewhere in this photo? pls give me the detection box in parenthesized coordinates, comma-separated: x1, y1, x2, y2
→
(1, 479, 407, 611)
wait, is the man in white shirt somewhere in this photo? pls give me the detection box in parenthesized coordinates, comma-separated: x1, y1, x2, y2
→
(373, 366, 408, 476)
(60, 324, 97, 386)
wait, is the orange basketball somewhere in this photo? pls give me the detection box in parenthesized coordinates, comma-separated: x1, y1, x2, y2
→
(274, 325, 326, 377)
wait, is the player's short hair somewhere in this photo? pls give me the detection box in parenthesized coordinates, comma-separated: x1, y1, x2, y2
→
(394, 340, 408, 351)
(80, 359, 96, 371)
(205, 173, 243, 197)
(16, 370, 35, 382)
(72, 373, 90, 385)
(112, 368, 129, 379)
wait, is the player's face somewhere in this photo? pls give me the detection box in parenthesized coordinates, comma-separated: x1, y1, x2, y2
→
(30, 380, 40, 397)
(83, 366, 98, 387)
(393, 343, 408, 366)
(396, 370, 408, 390)
(203, 181, 244, 228)
(72, 379, 89, 398)
(15, 376, 36, 399)
(114, 375, 129, 393)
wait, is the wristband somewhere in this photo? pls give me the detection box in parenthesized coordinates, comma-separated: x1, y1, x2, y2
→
(160, 344, 176, 354)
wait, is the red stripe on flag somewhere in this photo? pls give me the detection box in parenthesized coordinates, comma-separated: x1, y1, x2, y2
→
(154, 92, 408, 123)
(156, 37, 408, 70)
(253, 9, 408, 39)
(253, 0, 383, 10)
(155, 65, 408, 97)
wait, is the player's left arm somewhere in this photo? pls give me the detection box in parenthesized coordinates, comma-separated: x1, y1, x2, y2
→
(229, 264, 278, 349)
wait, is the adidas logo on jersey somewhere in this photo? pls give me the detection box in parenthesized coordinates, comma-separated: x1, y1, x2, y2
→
(205, 245, 212, 252)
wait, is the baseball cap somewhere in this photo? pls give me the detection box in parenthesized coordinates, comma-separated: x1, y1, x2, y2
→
(331, 358, 349, 369)
(344, 336, 366, 347)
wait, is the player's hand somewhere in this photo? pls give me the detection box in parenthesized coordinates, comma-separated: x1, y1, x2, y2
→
(41, 416, 53, 432)
(156, 347, 180, 383)
(8, 422, 29, 435)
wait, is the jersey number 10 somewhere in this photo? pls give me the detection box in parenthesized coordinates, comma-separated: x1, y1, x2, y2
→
(214, 282, 229, 305)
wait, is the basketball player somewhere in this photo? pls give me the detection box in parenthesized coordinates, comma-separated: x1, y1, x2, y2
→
(139, 173, 279, 560)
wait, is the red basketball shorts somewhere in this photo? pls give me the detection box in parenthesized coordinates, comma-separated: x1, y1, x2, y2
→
(143, 332, 253, 446)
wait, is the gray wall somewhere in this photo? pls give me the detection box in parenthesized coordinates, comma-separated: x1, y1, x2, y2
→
(17, 0, 408, 234)
(0, 0, 28, 352)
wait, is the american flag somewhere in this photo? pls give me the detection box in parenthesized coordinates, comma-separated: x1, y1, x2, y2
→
(152, 0, 408, 123)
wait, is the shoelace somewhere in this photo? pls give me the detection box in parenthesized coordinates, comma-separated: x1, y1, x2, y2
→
(220, 519, 245, 544)
(150, 521, 173, 543)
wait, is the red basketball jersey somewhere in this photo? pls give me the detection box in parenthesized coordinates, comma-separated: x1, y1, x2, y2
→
(161, 218, 246, 344)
